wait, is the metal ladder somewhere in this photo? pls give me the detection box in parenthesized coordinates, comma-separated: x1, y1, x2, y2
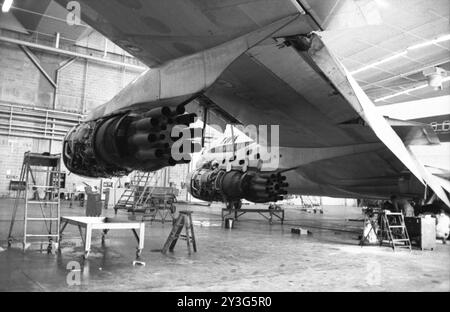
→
(140, 171, 177, 223)
(162, 211, 197, 254)
(137, 171, 162, 212)
(131, 170, 164, 221)
(114, 171, 154, 214)
(380, 211, 412, 251)
(7, 152, 62, 252)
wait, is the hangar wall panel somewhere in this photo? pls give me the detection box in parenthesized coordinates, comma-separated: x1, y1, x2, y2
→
(168, 164, 191, 202)
(0, 136, 50, 196)
(0, 39, 144, 196)
(0, 43, 40, 106)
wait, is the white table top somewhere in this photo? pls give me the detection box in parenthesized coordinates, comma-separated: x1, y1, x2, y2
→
(61, 216, 144, 229)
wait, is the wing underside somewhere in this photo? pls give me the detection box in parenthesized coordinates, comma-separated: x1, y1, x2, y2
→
(55, 0, 449, 205)
(200, 33, 450, 205)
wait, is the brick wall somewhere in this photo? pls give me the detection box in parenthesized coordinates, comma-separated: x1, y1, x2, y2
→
(0, 38, 147, 196)
(0, 35, 195, 198)
(0, 34, 144, 114)
(0, 43, 40, 106)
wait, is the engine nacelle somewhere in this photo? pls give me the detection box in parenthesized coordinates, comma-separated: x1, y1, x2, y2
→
(187, 164, 288, 203)
(63, 106, 201, 178)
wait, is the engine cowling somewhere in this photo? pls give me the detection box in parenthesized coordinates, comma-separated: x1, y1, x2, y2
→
(187, 165, 288, 203)
(63, 106, 201, 178)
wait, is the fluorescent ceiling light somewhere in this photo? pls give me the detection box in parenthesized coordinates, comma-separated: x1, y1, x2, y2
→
(407, 34, 450, 51)
(435, 34, 450, 43)
(289, 0, 306, 14)
(351, 33, 450, 75)
(2, 0, 13, 13)
(351, 51, 407, 75)
(374, 76, 450, 102)
(374, 0, 390, 9)
(374, 84, 428, 102)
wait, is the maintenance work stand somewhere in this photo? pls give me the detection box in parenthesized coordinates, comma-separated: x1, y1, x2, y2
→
(114, 171, 176, 224)
(141, 187, 177, 223)
(59, 216, 145, 259)
(114, 171, 155, 214)
(222, 207, 285, 224)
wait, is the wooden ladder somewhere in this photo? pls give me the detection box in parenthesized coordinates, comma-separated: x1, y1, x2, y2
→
(162, 211, 197, 254)
(380, 211, 412, 252)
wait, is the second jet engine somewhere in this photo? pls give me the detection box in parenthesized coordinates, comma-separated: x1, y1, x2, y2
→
(187, 163, 288, 203)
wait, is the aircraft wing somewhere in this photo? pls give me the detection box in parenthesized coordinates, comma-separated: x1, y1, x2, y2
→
(199, 33, 449, 205)
(54, 0, 449, 205)
(55, 0, 318, 68)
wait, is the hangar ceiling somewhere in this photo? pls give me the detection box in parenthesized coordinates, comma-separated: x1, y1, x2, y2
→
(318, 0, 450, 105)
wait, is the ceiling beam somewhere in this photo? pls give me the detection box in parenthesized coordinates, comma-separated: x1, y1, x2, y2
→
(0, 35, 147, 71)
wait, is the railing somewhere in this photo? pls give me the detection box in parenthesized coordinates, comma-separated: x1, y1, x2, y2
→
(0, 29, 147, 71)
(0, 102, 83, 141)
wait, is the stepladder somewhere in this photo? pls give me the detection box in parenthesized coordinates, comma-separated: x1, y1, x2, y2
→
(162, 211, 197, 254)
(7, 152, 63, 253)
(379, 211, 412, 251)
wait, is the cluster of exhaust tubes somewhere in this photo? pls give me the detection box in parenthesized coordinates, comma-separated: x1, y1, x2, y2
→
(188, 167, 289, 204)
(63, 104, 288, 203)
(63, 105, 202, 177)
(245, 172, 289, 202)
(124, 106, 202, 167)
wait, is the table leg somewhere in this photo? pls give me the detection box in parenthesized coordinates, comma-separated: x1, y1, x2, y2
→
(58, 221, 68, 251)
(185, 220, 191, 255)
(59, 221, 68, 237)
(78, 225, 85, 246)
(101, 229, 109, 245)
(132, 225, 145, 258)
(138, 224, 145, 258)
(84, 224, 92, 259)
(138, 224, 145, 251)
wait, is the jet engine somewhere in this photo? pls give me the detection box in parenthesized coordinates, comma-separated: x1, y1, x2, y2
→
(188, 165, 288, 203)
(63, 106, 201, 178)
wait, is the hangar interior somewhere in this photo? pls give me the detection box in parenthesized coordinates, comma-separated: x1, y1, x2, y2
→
(0, 0, 449, 292)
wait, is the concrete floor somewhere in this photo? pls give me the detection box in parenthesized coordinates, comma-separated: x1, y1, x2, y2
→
(0, 199, 449, 292)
